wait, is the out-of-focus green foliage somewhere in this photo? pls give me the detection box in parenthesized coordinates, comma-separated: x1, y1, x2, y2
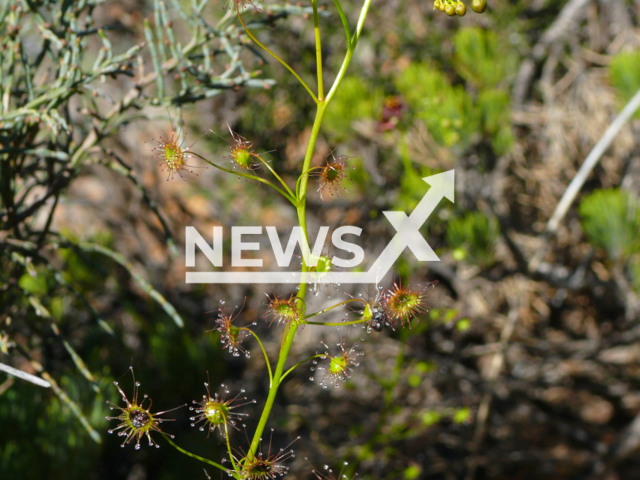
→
(453, 28, 517, 89)
(477, 89, 514, 156)
(393, 28, 516, 155)
(609, 50, 640, 117)
(395, 62, 477, 147)
(1, 375, 111, 480)
(631, 255, 640, 292)
(323, 77, 384, 140)
(403, 464, 422, 479)
(396, 141, 436, 212)
(579, 189, 640, 262)
(447, 211, 499, 268)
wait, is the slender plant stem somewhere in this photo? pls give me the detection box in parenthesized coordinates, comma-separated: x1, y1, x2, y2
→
(297, 103, 327, 243)
(244, 0, 374, 465)
(332, 0, 351, 46)
(245, 99, 328, 463)
(254, 154, 296, 200)
(304, 298, 367, 319)
(225, 425, 238, 472)
(311, 0, 324, 100)
(237, 8, 319, 103)
(247, 316, 300, 459)
(295, 166, 321, 200)
(162, 434, 229, 474)
(190, 152, 297, 205)
(325, 0, 374, 105)
(303, 318, 368, 327)
(241, 328, 273, 387)
(280, 354, 325, 382)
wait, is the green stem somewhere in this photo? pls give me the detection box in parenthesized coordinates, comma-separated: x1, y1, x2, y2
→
(224, 425, 238, 472)
(190, 152, 297, 206)
(311, 0, 323, 100)
(248, 321, 300, 459)
(303, 318, 368, 327)
(331, 0, 351, 47)
(254, 154, 295, 201)
(297, 103, 328, 242)
(246, 102, 328, 462)
(325, 0, 374, 105)
(280, 354, 325, 382)
(237, 8, 319, 103)
(162, 434, 229, 474)
(245, 0, 374, 463)
(241, 328, 273, 387)
(304, 298, 367, 319)
(295, 166, 322, 201)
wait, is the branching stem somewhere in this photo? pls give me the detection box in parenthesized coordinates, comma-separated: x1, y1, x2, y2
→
(237, 8, 319, 103)
(281, 354, 325, 381)
(241, 328, 273, 387)
(190, 152, 297, 206)
(236, 0, 373, 464)
(304, 317, 369, 327)
(304, 298, 367, 319)
(311, 0, 324, 100)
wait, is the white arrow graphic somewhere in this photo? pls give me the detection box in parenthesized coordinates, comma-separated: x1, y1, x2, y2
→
(366, 170, 455, 280)
(186, 170, 455, 284)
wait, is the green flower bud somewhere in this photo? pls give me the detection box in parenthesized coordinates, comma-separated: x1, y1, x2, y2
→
(471, 0, 487, 13)
(232, 147, 252, 169)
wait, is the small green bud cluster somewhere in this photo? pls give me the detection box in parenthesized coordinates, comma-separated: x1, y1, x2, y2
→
(434, 0, 487, 16)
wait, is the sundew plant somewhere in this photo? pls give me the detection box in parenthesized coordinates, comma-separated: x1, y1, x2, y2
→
(105, 0, 486, 478)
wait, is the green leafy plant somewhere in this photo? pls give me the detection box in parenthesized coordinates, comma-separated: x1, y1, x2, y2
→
(99, 0, 479, 477)
(453, 27, 517, 89)
(0, 0, 272, 465)
(476, 88, 514, 156)
(323, 76, 384, 140)
(395, 62, 478, 147)
(394, 36, 516, 156)
(610, 50, 640, 117)
(447, 211, 499, 268)
(579, 189, 640, 262)
(631, 255, 640, 293)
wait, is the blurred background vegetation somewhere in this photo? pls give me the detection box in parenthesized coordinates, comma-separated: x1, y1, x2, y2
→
(2, 0, 640, 479)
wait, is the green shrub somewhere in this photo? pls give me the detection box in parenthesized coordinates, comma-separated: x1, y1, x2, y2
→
(453, 27, 517, 89)
(447, 211, 499, 268)
(610, 50, 640, 117)
(395, 63, 478, 147)
(579, 189, 640, 262)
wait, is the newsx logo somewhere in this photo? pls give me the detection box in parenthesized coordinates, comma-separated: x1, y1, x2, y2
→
(185, 170, 455, 284)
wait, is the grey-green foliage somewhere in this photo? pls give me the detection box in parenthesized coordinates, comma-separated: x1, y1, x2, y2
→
(0, 373, 111, 480)
(609, 50, 640, 118)
(447, 211, 500, 268)
(579, 189, 640, 262)
(0, 0, 271, 446)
